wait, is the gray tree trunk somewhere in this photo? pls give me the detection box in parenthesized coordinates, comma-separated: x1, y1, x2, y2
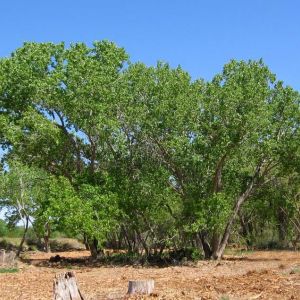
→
(212, 163, 262, 259)
(44, 222, 51, 252)
(17, 216, 29, 257)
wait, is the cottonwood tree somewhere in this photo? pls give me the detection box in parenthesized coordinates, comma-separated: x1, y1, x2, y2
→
(1, 41, 299, 259)
(121, 60, 300, 259)
(0, 161, 48, 255)
(0, 41, 129, 256)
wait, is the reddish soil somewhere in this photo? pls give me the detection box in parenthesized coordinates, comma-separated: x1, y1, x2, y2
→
(0, 250, 299, 299)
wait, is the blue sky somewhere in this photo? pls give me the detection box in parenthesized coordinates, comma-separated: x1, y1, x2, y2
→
(0, 0, 299, 89)
(0, 0, 299, 221)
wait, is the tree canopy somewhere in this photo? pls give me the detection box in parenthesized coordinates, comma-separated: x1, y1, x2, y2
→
(0, 41, 299, 259)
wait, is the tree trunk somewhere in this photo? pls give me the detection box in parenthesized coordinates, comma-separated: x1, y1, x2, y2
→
(83, 234, 90, 251)
(135, 228, 149, 256)
(44, 222, 51, 253)
(199, 232, 212, 259)
(277, 207, 288, 247)
(239, 211, 254, 246)
(209, 154, 227, 259)
(121, 226, 133, 253)
(53, 271, 85, 300)
(44, 236, 50, 253)
(211, 232, 222, 258)
(159, 244, 165, 256)
(88, 238, 98, 258)
(212, 163, 261, 259)
(17, 216, 29, 257)
(213, 193, 250, 259)
(127, 280, 154, 295)
(213, 180, 260, 259)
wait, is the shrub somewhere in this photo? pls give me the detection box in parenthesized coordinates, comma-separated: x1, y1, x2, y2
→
(0, 220, 8, 237)
(49, 238, 85, 251)
(0, 239, 9, 249)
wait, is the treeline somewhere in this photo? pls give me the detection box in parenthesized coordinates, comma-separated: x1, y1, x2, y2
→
(0, 41, 299, 259)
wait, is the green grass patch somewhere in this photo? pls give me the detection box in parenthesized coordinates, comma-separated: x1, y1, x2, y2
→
(0, 268, 19, 274)
(219, 296, 230, 300)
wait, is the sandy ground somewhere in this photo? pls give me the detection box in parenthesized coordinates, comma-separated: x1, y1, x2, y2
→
(0, 250, 299, 299)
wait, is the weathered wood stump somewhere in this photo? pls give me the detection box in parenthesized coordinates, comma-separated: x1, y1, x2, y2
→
(53, 271, 85, 300)
(127, 280, 155, 295)
(0, 250, 16, 266)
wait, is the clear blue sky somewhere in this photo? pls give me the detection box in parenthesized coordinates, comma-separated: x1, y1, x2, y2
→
(0, 1, 299, 220)
(0, 0, 299, 89)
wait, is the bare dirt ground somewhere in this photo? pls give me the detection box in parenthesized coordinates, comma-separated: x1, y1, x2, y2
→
(0, 250, 299, 299)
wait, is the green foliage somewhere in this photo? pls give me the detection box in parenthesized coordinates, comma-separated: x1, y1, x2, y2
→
(0, 41, 299, 258)
(188, 193, 232, 233)
(0, 161, 48, 227)
(0, 220, 8, 237)
(0, 239, 9, 249)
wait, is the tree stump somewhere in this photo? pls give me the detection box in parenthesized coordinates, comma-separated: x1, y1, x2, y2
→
(127, 280, 155, 295)
(53, 271, 85, 300)
(0, 250, 16, 267)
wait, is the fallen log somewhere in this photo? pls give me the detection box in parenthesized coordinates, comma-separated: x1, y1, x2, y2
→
(53, 271, 85, 300)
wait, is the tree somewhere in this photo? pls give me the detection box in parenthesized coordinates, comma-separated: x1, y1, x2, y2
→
(0, 161, 48, 255)
(0, 41, 129, 255)
(121, 60, 300, 259)
(35, 176, 120, 256)
(1, 41, 299, 260)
